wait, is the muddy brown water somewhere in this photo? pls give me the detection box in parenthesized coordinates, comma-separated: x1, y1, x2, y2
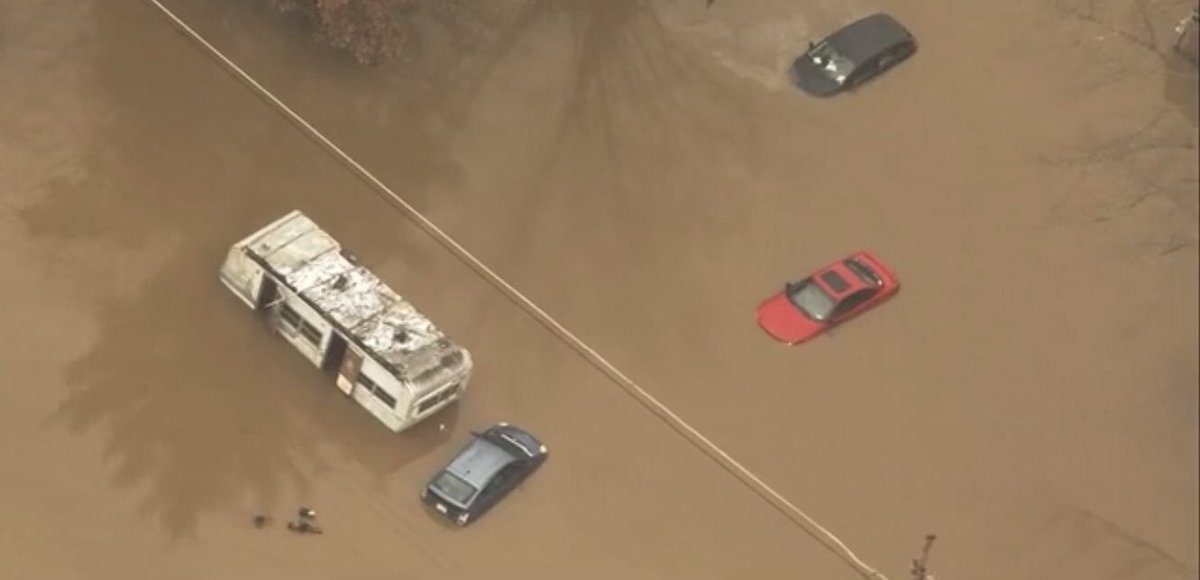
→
(1, 0, 1197, 579)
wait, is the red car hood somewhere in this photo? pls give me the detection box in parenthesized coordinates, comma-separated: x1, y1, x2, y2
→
(756, 292, 825, 344)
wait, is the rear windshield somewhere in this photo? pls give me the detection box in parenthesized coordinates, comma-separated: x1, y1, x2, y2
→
(431, 471, 478, 506)
(844, 259, 881, 285)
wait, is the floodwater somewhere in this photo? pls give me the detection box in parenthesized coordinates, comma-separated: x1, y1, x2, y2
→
(1, 0, 1196, 579)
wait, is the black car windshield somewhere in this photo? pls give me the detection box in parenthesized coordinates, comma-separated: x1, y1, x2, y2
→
(807, 42, 855, 83)
(493, 431, 536, 457)
(431, 471, 478, 506)
(786, 280, 836, 321)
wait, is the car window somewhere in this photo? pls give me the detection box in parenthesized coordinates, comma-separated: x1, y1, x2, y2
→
(786, 280, 836, 321)
(481, 463, 520, 501)
(843, 259, 881, 286)
(834, 288, 875, 317)
(431, 471, 478, 506)
(820, 270, 850, 293)
(500, 462, 523, 484)
(492, 430, 537, 457)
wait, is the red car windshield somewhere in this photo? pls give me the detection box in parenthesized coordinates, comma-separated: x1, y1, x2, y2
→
(844, 259, 882, 286)
(786, 280, 836, 321)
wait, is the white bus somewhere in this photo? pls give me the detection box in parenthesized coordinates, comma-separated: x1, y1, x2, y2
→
(219, 210, 472, 432)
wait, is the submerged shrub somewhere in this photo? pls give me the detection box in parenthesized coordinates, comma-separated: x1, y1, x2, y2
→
(270, 0, 409, 65)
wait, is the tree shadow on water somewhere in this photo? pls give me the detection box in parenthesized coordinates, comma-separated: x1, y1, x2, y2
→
(39, 258, 459, 539)
(1161, 49, 1198, 126)
(451, 0, 761, 301)
(22, 1, 455, 541)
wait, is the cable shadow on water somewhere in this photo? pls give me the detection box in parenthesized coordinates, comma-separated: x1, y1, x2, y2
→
(22, 1, 456, 541)
(146, 0, 767, 347)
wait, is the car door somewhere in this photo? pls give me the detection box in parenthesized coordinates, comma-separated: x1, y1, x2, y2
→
(497, 461, 531, 496)
(847, 56, 881, 87)
(474, 462, 522, 516)
(830, 287, 877, 323)
(850, 43, 909, 87)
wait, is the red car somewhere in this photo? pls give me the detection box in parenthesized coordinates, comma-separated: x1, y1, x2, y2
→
(756, 251, 900, 344)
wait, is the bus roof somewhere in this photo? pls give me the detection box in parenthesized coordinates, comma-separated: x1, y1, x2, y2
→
(242, 211, 468, 378)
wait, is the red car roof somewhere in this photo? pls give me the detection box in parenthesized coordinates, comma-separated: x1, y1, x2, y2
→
(810, 261, 873, 299)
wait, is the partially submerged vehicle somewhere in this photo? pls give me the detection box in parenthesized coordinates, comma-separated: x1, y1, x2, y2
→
(219, 210, 472, 432)
(422, 422, 549, 527)
(790, 13, 917, 97)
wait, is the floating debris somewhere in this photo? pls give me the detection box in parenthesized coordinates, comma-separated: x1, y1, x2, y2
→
(287, 520, 324, 535)
(909, 534, 937, 580)
(285, 506, 323, 534)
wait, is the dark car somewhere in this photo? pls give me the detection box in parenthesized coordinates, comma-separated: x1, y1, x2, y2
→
(790, 13, 916, 97)
(421, 423, 548, 527)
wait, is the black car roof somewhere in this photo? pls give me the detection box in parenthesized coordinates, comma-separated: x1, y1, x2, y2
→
(444, 435, 519, 489)
(823, 13, 912, 64)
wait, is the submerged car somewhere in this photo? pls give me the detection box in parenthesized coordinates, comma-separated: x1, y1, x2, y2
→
(422, 423, 548, 527)
(756, 251, 899, 344)
(790, 13, 917, 97)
